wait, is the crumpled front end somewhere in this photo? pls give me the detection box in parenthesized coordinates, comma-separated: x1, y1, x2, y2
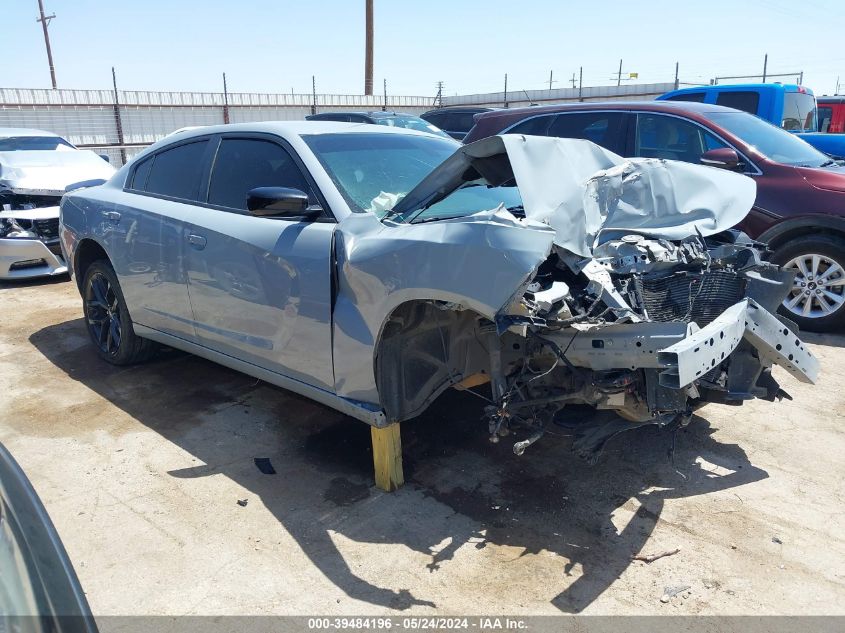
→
(488, 232, 818, 460)
(373, 135, 819, 460)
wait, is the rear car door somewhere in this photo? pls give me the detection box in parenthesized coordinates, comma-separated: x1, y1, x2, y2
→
(111, 138, 211, 341)
(508, 111, 630, 155)
(633, 113, 729, 163)
(184, 135, 336, 390)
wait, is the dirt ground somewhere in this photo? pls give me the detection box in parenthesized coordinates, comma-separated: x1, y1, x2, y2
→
(1, 275, 844, 616)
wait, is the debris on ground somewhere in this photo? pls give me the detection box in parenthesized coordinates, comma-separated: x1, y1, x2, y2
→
(660, 585, 691, 603)
(730, 543, 738, 549)
(237, 498, 248, 507)
(633, 547, 681, 563)
(254, 457, 277, 475)
(772, 536, 783, 544)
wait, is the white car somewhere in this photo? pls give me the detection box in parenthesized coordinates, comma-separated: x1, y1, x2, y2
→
(0, 128, 114, 279)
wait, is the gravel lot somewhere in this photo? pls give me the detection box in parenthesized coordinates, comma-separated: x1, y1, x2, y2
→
(1, 276, 844, 616)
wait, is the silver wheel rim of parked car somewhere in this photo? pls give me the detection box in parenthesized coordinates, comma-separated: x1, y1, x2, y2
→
(782, 253, 845, 319)
(85, 272, 122, 355)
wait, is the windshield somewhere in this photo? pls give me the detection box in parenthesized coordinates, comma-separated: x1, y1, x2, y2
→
(702, 111, 831, 167)
(782, 92, 817, 132)
(303, 132, 521, 222)
(372, 115, 451, 138)
(0, 136, 75, 151)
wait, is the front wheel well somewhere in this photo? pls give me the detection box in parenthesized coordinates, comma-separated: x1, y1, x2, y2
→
(374, 300, 492, 423)
(73, 239, 110, 292)
(763, 224, 845, 251)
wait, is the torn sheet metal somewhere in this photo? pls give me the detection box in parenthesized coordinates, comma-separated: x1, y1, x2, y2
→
(393, 135, 756, 257)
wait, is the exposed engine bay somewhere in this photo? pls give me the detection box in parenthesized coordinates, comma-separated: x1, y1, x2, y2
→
(372, 135, 818, 461)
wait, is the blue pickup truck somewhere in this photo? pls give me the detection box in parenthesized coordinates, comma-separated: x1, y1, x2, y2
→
(658, 83, 845, 159)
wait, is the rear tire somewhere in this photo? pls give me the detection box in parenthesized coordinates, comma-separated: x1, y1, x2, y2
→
(82, 260, 158, 365)
(770, 234, 845, 333)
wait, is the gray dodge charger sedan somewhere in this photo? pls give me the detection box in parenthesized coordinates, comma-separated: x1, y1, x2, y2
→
(59, 122, 818, 461)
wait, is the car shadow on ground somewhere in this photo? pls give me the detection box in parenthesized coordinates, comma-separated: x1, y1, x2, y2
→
(30, 318, 768, 613)
(0, 274, 71, 290)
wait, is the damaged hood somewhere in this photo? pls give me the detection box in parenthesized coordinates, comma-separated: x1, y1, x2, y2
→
(0, 150, 115, 196)
(392, 135, 757, 257)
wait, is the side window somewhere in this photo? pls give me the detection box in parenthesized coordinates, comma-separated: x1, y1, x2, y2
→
(144, 141, 208, 200)
(508, 114, 555, 136)
(665, 92, 706, 103)
(422, 112, 445, 128)
(716, 91, 760, 114)
(818, 106, 833, 133)
(207, 138, 316, 211)
(130, 155, 153, 190)
(635, 113, 728, 164)
(547, 112, 627, 154)
(442, 111, 476, 133)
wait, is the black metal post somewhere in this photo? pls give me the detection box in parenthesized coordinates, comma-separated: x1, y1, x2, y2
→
(311, 75, 317, 115)
(504, 73, 508, 108)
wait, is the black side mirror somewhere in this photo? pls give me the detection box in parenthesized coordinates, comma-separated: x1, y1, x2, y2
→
(246, 187, 316, 218)
(98, 153, 111, 163)
(700, 148, 743, 171)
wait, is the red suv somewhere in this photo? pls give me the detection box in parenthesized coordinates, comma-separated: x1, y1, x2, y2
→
(465, 101, 845, 332)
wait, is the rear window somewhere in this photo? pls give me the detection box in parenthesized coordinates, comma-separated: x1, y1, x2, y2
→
(508, 114, 555, 136)
(0, 136, 75, 151)
(143, 140, 208, 200)
(782, 91, 817, 132)
(546, 112, 627, 154)
(664, 92, 706, 103)
(716, 91, 760, 114)
(444, 111, 478, 133)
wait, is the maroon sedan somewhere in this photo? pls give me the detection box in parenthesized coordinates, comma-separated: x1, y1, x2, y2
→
(465, 101, 845, 332)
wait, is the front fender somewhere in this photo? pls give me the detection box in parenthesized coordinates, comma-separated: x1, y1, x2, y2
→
(331, 210, 555, 404)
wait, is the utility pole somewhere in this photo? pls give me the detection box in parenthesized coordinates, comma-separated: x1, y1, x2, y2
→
(762, 53, 768, 82)
(364, 0, 374, 95)
(837, 76, 841, 95)
(578, 66, 583, 101)
(548, 70, 555, 90)
(382, 78, 387, 111)
(311, 75, 317, 115)
(111, 67, 126, 165)
(616, 58, 623, 87)
(222, 72, 230, 124)
(36, 0, 57, 89)
(504, 73, 508, 108)
(570, 72, 577, 89)
(434, 81, 444, 108)
(674, 61, 679, 90)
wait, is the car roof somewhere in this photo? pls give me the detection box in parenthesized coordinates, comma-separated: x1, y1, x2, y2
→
(818, 96, 845, 104)
(476, 99, 741, 121)
(308, 111, 418, 118)
(423, 106, 494, 112)
(153, 120, 442, 148)
(0, 127, 61, 139)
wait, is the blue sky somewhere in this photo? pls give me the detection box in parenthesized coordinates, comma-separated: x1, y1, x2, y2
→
(5, 0, 844, 98)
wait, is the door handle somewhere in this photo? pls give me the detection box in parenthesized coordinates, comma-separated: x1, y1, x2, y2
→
(187, 233, 207, 250)
(104, 211, 121, 223)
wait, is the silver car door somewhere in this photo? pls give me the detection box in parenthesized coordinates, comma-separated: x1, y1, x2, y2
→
(184, 135, 335, 391)
(109, 139, 213, 342)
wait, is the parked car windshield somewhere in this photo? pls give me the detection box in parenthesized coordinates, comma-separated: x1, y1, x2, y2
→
(372, 115, 451, 138)
(304, 132, 522, 223)
(0, 136, 75, 151)
(702, 111, 831, 167)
